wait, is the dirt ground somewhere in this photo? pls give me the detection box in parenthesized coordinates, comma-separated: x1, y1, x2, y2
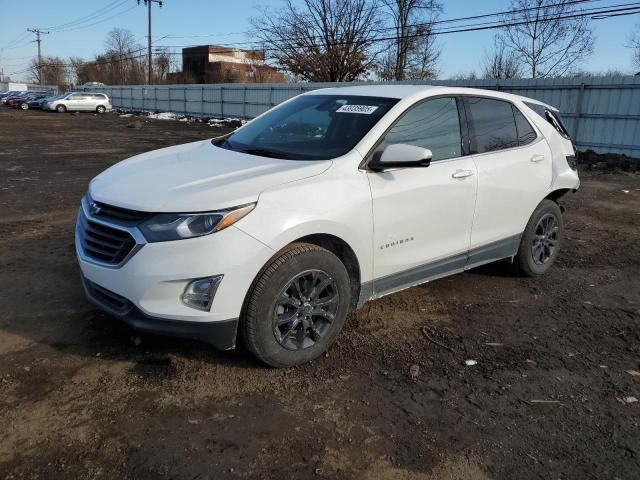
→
(0, 108, 638, 480)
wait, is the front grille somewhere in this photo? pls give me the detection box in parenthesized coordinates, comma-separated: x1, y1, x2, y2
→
(91, 200, 151, 226)
(77, 210, 137, 266)
(82, 276, 132, 316)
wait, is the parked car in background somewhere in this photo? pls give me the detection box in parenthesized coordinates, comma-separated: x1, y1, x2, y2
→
(11, 92, 50, 110)
(76, 85, 580, 367)
(4, 92, 32, 108)
(1, 91, 26, 104)
(45, 92, 111, 113)
(28, 94, 62, 110)
(81, 82, 106, 87)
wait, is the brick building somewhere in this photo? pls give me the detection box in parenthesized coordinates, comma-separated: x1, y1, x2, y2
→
(169, 45, 285, 84)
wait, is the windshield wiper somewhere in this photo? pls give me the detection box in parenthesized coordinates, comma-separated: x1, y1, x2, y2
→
(241, 148, 292, 159)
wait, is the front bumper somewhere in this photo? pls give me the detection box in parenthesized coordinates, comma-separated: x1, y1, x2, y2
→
(75, 204, 275, 348)
(81, 275, 238, 349)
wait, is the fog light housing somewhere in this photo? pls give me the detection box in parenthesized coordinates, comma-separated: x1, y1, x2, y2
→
(181, 275, 223, 311)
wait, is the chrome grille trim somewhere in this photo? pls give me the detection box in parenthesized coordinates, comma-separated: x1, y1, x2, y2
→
(76, 195, 147, 269)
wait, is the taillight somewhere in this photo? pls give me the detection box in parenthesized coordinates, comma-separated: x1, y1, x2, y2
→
(566, 155, 577, 171)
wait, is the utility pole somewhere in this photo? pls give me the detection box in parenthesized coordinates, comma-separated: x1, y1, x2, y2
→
(27, 28, 50, 85)
(137, 0, 163, 84)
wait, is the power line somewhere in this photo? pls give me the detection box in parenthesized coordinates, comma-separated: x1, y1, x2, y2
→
(51, 5, 139, 33)
(156, 2, 640, 52)
(44, 0, 129, 31)
(162, 0, 604, 41)
(1, 30, 30, 49)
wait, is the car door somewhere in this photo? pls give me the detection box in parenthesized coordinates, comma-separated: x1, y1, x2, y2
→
(79, 93, 94, 111)
(65, 94, 83, 111)
(366, 96, 478, 296)
(86, 94, 101, 110)
(463, 96, 552, 266)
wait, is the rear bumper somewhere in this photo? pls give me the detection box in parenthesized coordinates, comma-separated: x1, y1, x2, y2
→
(81, 275, 238, 350)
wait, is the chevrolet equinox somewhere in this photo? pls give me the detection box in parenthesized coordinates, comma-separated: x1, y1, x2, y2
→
(76, 86, 580, 367)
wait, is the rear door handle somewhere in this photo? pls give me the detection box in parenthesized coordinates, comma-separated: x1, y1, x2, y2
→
(530, 154, 545, 163)
(452, 169, 474, 179)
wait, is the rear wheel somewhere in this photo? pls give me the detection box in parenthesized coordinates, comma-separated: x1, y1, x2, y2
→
(96, 105, 106, 114)
(20, 103, 29, 110)
(513, 199, 563, 276)
(56, 104, 67, 113)
(242, 243, 351, 367)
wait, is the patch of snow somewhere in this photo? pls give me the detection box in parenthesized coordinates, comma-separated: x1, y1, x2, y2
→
(119, 113, 133, 118)
(147, 112, 179, 120)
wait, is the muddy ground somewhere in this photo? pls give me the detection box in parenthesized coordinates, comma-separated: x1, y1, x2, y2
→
(0, 108, 638, 480)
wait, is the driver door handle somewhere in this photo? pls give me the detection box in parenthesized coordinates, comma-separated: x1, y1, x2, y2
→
(452, 169, 474, 179)
(530, 154, 545, 163)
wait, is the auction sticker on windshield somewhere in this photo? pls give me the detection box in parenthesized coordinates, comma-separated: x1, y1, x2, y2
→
(336, 105, 379, 114)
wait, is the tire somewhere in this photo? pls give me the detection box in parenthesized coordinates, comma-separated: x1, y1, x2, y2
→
(513, 199, 563, 276)
(96, 105, 106, 114)
(56, 104, 67, 113)
(20, 103, 29, 110)
(242, 243, 351, 368)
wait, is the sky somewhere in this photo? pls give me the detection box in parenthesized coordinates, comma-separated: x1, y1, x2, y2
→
(0, 0, 639, 82)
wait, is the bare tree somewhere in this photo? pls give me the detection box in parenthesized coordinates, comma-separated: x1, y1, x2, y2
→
(378, 0, 442, 81)
(104, 28, 144, 84)
(29, 56, 70, 87)
(482, 37, 522, 79)
(153, 47, 173, 83)
(568, 68, 629, 78)
(501, 0, 594, 78)
(251, 0, 382, 82)
(629, 26, 640, 70)
(448, 71, 479, 81)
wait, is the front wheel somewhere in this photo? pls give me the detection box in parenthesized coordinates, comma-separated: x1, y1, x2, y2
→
(513, 199, 563, 276)
(242, 243, 351, 368)
(56, 104, 67, 113)
(20, 103, 29, 110)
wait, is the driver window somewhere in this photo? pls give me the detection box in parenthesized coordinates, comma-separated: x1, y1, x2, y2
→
(384, 97, 461, 161)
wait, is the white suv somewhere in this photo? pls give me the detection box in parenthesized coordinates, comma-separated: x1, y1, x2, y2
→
(76, 85, 579, 367)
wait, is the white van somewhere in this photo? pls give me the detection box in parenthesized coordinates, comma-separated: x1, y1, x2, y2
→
(46, 92, 111, 113)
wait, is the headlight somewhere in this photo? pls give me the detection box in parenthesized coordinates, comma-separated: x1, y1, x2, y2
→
(139, 203, 255, 242)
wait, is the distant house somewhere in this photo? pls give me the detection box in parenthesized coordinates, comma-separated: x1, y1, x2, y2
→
(168, 45, 285, 84)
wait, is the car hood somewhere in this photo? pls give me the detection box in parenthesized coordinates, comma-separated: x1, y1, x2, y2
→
(89, 139, 332, 212)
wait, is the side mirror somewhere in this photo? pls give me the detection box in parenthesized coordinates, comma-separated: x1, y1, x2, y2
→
(368, 143, 432, 172)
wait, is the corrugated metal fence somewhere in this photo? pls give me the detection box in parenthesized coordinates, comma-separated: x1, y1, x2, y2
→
(82, 76, 640, 157)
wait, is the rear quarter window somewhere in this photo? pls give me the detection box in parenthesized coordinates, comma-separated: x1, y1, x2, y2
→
(524, 101, 571, 139)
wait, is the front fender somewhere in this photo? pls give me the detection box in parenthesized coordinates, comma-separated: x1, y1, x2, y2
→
(234, 165, 374, 283)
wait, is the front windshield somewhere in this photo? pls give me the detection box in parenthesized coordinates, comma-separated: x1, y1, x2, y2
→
(216, 94, 398, 160)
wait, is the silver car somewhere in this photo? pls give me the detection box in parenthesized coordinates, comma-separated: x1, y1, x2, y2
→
(45, 92, 111, 114)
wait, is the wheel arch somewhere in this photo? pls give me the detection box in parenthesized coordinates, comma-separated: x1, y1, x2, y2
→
(241, 232, 363, 316)
(545, 188, 572, 203)
(295, 233, 361, 310)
